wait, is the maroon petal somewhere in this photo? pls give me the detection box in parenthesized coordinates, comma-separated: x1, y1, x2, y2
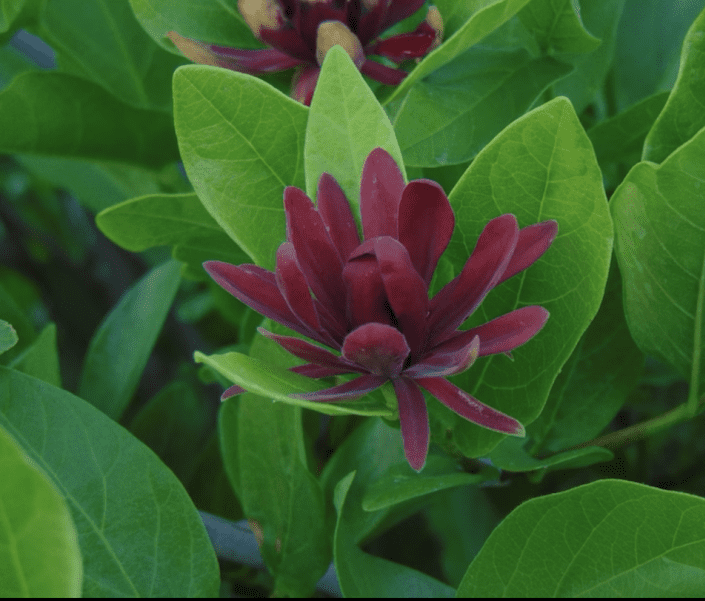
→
(259, 25, 316, 62)
(368, 29, 436, 62)
(284, 186, 347, 326)
(360, 59, 408, 85)
(204, 260, 311, 338)
(372, 236, 429, 359)
(497, 220, 558, 286)
(416, 377, 525, 436)
(221, 385, 246, 400)
(291, 64, 320, 105)
(360, 147, 405, 239)
(357, 0, 391, 45)
(393, 377, 429, 471)
(436, 306, 550, 358)
(427, 214, 519, 344)
(317, 173, 361, 262)
(297, 2, 348, 49)
(342, 323, 410, 377)
(397, 179, 455, 286)
(292, 373, 387, 401)
(342, 252, 395, 328)
(404, 335, 479, 378)
(380, 0, 426, 31)
(258, 327, 360, 373)
(291, 364, 356, 378)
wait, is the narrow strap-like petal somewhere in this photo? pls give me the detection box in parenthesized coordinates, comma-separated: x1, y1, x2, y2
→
(292, 373, 386, 401)
(360, 59, 407, 85)
(404, 335, 479, 378)
(258, 327, 360, 373)
(427, 214, 519, 344)
(284, 186, 347, 326)
(360, 147, 405, 239)
(380, 0, 426, 31)
(368, 28, 436, 62)
(342, 252, 395, 329)
(416, 377, 525, 436)
(397, 179, 455, 286)
(357, 0, 391, 45)
(497, 220, 558, 286)
(221, 385, 246, 400)
(291, 364, 356, 378)
(342, 322, 410, 377)
(259, 25, 316, 62)
(204, 260, 312, 339)
(434, 306, 550, 358)
(291, 64, 320, 105)
(317, 173, 361, 262)
(371, 236, 429, 359)
(393, 377, 429, 471)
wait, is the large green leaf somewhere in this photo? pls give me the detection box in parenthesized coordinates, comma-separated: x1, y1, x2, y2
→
(611, 126, 705, 398)
(0, 367, 219, 597)
(8, 323, 61, 388)
(388, 46, 571, 167)
(0, 319, 17, 355)
(333, 471, 456, 598)
(0, 424, 82, 597)
(129, 0, 259, 54)
(0, 72, 179, 167)
(457, 480, 705, 597)
(642, 7, 705, 163)
(79, 260, 181, 421)
(173, 65, 308, 269)
(386, 0, 533, 104)
(437, 97, 612, 459)
(517, 0, 601, 54)
(528, 261, 644, 452)
(305, 46, 405, 208)
(39, 0, 185, 111)
(0, 0, 26, 32)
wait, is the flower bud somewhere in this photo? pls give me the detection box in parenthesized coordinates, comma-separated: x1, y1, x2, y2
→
(316, 21, 365, 67)
(426, 6, 443, 51)
(238, 0, 284, 38)
(167, 31, 220, 67)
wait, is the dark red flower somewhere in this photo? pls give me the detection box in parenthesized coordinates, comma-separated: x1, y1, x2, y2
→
(168, 0, 443, 105)
(205, 148, 557, 470)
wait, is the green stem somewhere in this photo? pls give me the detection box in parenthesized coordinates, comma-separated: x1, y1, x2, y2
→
(573, 392, 705, 451)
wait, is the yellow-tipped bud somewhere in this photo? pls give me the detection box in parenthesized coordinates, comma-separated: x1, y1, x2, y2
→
(238, 0, 283, 38)
(426, 6, 443, 50)
(167, 31, 220, 67)
(316, 21, 365, 67)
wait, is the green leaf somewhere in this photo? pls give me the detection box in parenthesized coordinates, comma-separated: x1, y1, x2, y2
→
(386, 0, 533, 104)
(0, 367, 219, 597)
(0, 319, 17, 355)
(643, 7, 705, 163)
(0, 72, 179, 167)
(439, 97, 612, 459)
(551, 0, 626, 113)
(194, 350, 394, 418)
(457, 480, 705, 597)
(128, 0, 259, 54)
(361, 454, 498, 512)
(39, 0, 185, 112)
(305, 46, 405, 209)
(588, 91, 670, 168)
(488, 436, 612, 473)
(611, 126, 705, 398)
(79, 260, 181, 421)
(517, 0, 601, 54)
(333, 471, 456, 598)
(8, 323, 61, 388)
(528, 260, 645, 452)
(0, 424, 82, 597)
(388, 47, 572, 167)
(0, 0, 26, 32)
(0, 272, 39, 364)
(173, 65, 308, 269)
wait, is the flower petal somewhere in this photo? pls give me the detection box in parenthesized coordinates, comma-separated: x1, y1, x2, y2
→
(291, 364, 355, 378)
(342, 251, 395, 328)
(292, 373, 387, 401)
(357, 0, 391, 45)
(416, 377, 525, 436)
(284, 186, 347, 327)
(260, 25, 317, 62)
(371, 236, 429, 359)
(360, 147, 405, 239)
(342, 323, 410, 377)
(221, 385, 246, 400)
(317, 173, 361, 262)
(427, 214, 519, 344)
(393, 377, 429, 471)
(435, 306, 550, 358)
(292, 64, 320, 105)
(258, 327, 360, 372)
(497, 220, 558, 286)
(397, 179, 455, 286)
(360, 59, 408, 85)
(380, 0, 426, 31)
(404, 335, 479, 378)
(203, 260, 311, 338)
(368, 28, 436, 62)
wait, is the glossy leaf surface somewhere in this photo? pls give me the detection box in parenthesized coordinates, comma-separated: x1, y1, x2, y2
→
(517, 0, 601, 54)
(8, 323, 61, 388)
(458, 480, 705, 597)
(488, 437, 612, 473)
(0, 319, 17, 355)
(0, 367, 219, 597)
